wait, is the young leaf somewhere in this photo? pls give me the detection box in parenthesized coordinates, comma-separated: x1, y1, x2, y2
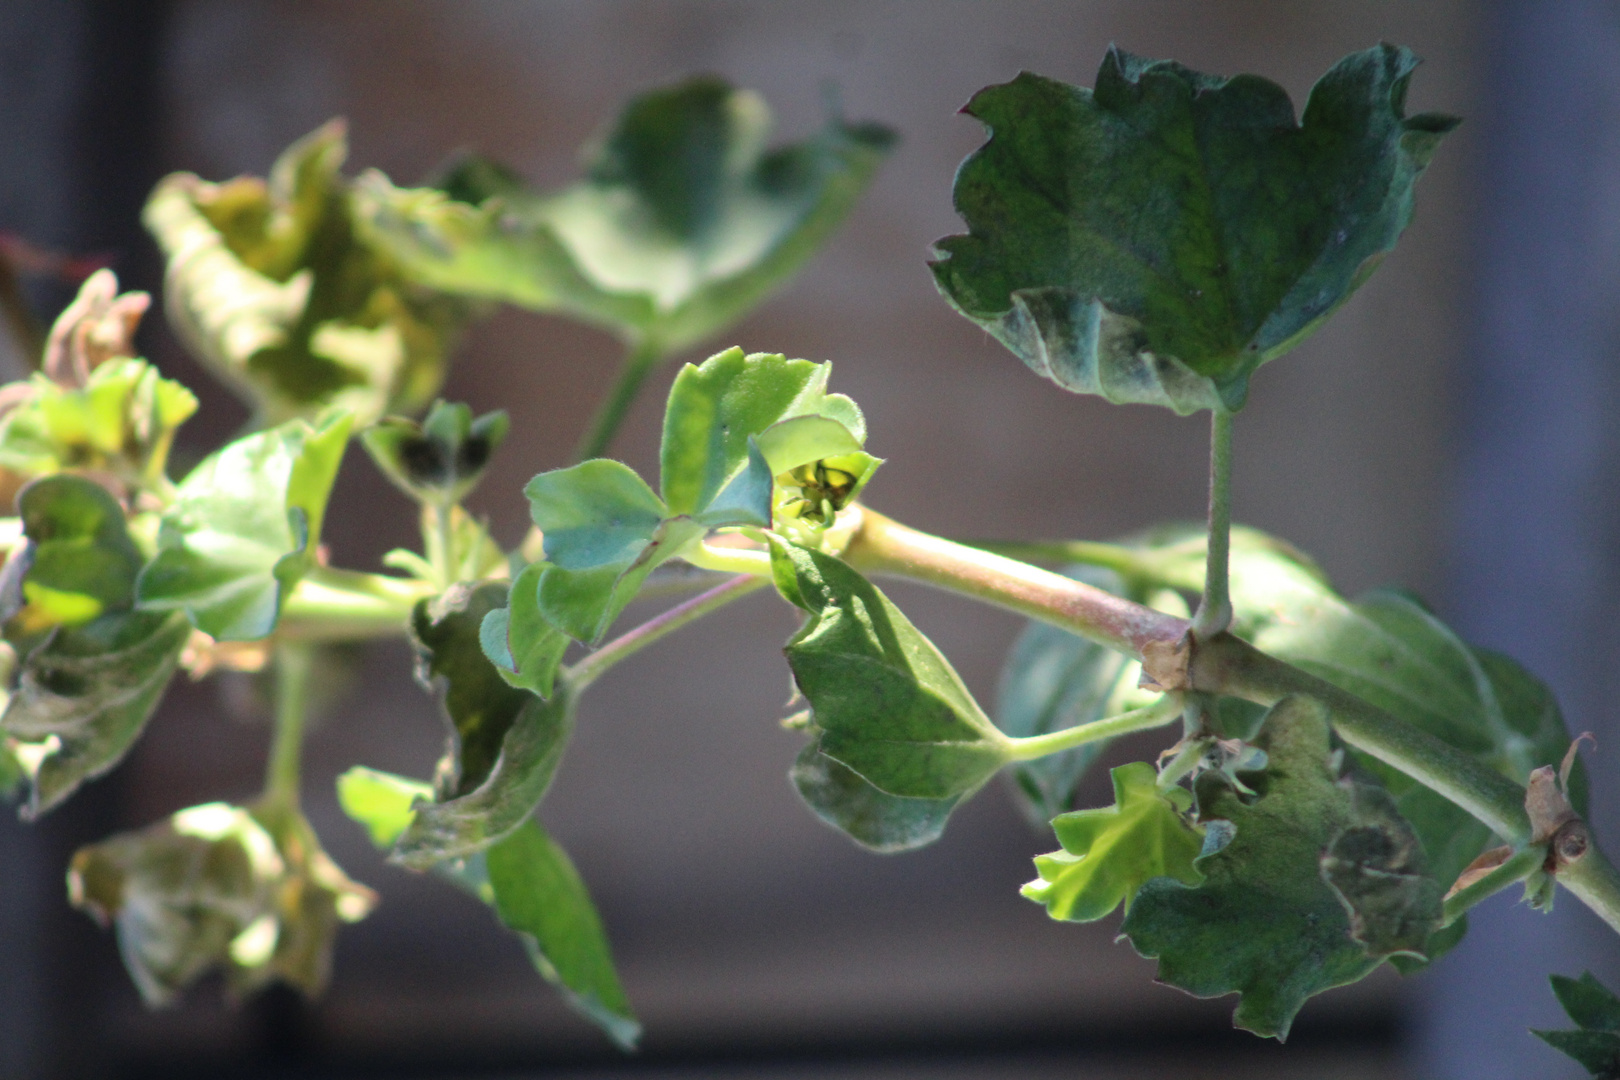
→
(932, 45, 1457, 413)
(361, 400, 509, 506)
(11, 476, 145, 630)
(2, 611, 191, 818)
(1122, 697, 1441, 1040)
(789, 737, 963, 853)
(1023, 761, 1203, 922)
(1534, 971, 1620, 1078)
(770, 540, 1011, 800)
(479, 562, 568, 699)
(145, 120, 474, 426)
(395, 584, 575, 868)
(337, 766, 639, 1049)
(136, 410, 352, 641)
(995, 564, 1164, 822)
(486, 821, 640, 1050)
(354, 78, 895, 354)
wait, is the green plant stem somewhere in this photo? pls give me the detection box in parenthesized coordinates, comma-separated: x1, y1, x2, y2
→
(574, 336, 666, 463)
(433, 500, 456, 590)
(1192, 408, 1234, 638)
(567, 574, 767, 690)
(262, 641, 314, 813)
(956, 538, 1170, 580)
(1004, 695, 1182, 761)
(1438, 845, 1546, 928)
(840, 506, 1620, 935)
(278, 566, 434, 641)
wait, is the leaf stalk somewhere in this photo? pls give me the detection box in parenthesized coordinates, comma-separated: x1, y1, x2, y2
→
(1004, 695, 1182, 761)
(574, 336, 667, 463)
(1192, 408, 1234, 638)
(262, 640, 314, 812)
(567, 574, 767, 690)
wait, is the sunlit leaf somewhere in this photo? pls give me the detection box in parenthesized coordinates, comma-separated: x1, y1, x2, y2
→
(136, 410, 352, 640)
(932, 45, 1456, 413)
(1122, 697, 1441, 1040)
(361, 399, 508, 506)
(11, 476, 144, 631)
(770, 539, 1010, 801)
(145, 120, 475, 426)
(1024, 761, 1203, 922)
(355, 78, 894, 354)
(1534, 971, 1620, 1078)
(394, 583, 574, 868)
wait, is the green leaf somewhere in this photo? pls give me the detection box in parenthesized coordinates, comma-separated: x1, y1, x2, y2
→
(395, 583, 575, 868)
(994, 564, 1166, 822)
(486, 821, 640, 1050)
(789, 736, 963, 853)
(0, 738, 24, 802)
(144, 120, 474, 427)
(932, 45, 1457, 413)
(11, 476, 144, 630)
(136, 410, 352, 640)
(2, 611, 191, 817)
(361, 400, 509, 506)
(479, 562, 568, 699)
(354, 78, 894, 354)
(771, 539, 1010, 800)
(527, 460, 669, 569)
(1122, 697, 1441, 1039)
(1024, 761, 1203, 922)
(1534, 972, 1620, 1078)
(337, 766, 639, 1049)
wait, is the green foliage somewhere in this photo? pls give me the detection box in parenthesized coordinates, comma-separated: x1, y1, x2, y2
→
(396, 584, 575, 868)
(145, 121, 474, 427)
(521, 347, 872, 643)
(1122, 697, 1441, 1040)
(11, 476, 145, 630)
(337, 767, 638, 1048)
(1024, 761, 1204, 921)
(789, 738, 964, 853)
(136, 410, 352, 640)
(362, 400, 509, 506)
(480, 562, 568, 699)
(354, 77, 894, 355)
(932, 45, 1456, 413)
(0, 739, 21, 802)
(1535, 972, 1620, 1078)
(771, 540, 1011, 801)
(67, 801, 374, 1005)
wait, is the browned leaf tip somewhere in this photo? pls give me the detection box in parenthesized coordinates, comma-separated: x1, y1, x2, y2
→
(1444, 844, 1513, 901)
(41, 269, 149, 388)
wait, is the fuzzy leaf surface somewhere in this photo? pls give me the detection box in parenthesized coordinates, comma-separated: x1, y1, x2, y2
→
(932, 45, 1456, 413)
(355, 78, 894, 353)
(1122, 697, 1440, 1040)
(772, 540, 1010, 800)
(136, 410, 351, 640)
(1024, 761, 1203, 922)
(789, 736, 962, 853)
(396, 584, 574, 867)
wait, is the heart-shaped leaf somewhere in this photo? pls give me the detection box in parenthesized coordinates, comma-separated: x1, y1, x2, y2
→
(932, 45, 1457, 413)
(1023, 761, 1204, 922)
(145, 120, 475, 426)
(395, 584, 575, 868)
(771, 539, 1011, 801)
(354, 78, 894, 354)
(1122, 697, 1440, 1040)
(136, 410, 352, 641)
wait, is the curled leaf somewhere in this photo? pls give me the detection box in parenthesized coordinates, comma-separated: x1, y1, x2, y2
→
(361, 399, 509, 506)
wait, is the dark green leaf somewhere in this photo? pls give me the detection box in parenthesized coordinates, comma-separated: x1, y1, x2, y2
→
(480, 562, 568, 699)
(145, 120, 475, 426)
(355, 78, 894, 354)
(1122, 697, 1440, 1040)
(789, 736, 962, 853)
(771, 540, 1010, 800)
(1535, 971, 1620, 1078)
(486, 821, 640, 1049)
(2, 610, 190, 817)
(136, 410, 351, 640)
(994, 564, 1163, 822)
(395, 583, 575, 868)
(0, 738, 23, 802)
(1024, 761, 1203, 921)
(1319, 783, 1443, 957)
(361, 400, 509, 505)
(338, 766, 637, 1048)
(11, 476, 144, 630)
(932, 45, 1456, 413)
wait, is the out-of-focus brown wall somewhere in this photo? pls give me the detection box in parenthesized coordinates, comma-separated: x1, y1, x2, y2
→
(60, 2, 1478, 1074)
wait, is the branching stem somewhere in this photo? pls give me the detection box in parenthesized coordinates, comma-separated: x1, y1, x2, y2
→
(568, 574, 767, 690)
(1439, 845, 1546, 928)
(1192, 408, 1234, 638)
(1004, 695, 1182, 761)
(574, 336, 666, 463)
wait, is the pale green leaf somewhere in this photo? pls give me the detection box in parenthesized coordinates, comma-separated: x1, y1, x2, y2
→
(479, 562, 568, 700)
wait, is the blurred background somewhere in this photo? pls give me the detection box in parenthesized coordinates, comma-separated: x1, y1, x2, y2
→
(1, 1, 1618, 1077)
